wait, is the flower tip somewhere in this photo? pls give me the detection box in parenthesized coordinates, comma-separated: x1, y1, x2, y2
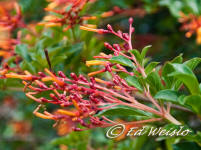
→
(129, 17, 133, 24)
(107, 24, 113, 31)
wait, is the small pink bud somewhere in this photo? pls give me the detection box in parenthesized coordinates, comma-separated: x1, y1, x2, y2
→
(70, 73, 78, 81)
(113, 44, 121, 51)
(114, 51, 119, 56)
(78, 75, 88, 83)
(117, 30, 122, 37)
(38, 72, 46, 77)
(58, 71, 66, 78)
(129, 17, 133, 24)
(105, 65, 112, 72)
(131, 27, 135, 33)
(104, 42, 113, 50)
(107, 24, 113, 31)
(53, 82, 60, 88)
(122, 33, 129, 40)
(72, 127, 82, 131)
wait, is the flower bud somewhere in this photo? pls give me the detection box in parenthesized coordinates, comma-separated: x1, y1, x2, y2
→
(58, 71, 66, 78)
(104, 42, 113, 50)
(107, 24, 113, 31)
(78, 75, 88, 83)
(70, 73, 78, 81)
(38, 72, 46, 77)
(117, 30, 122, 37)
(123, 33, 129, 40)
(113, 44, 121, 51)
(129, 17, 133, 24)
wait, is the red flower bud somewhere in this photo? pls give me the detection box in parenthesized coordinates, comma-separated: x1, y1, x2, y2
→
(70, 73, 78, 81)
(58, 71, 66, 78)
(104, 42, 113, 50)
(122, 33, 129, 40)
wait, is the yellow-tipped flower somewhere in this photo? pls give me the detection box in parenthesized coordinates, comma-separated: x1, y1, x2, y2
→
(196, 27, 201, 44)
(5, 73, 32, 80)
(80, 25, 105, 34)
(57, 109, 77, 117)
(86, 60, 107, 67)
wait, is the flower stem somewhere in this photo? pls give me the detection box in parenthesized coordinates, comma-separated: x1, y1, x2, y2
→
(164, 113, 181, 125)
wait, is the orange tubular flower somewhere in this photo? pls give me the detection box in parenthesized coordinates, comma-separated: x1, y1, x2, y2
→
(0, 2, 24, 62)
(40, 0, 97, 31)
(86, 60, 108, 67)
(179, 12, 201, 44)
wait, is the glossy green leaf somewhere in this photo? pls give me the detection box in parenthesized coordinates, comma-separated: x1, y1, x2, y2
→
(169, 63, 200, 94)
(141, 45, 152, 60)
(145, 62, 159, 74)
(109, 55, 135, 68)
(146, 71, 163, 94)
(96, 106, 152, 117)
(184, 95, 201, 115)
(125, 76, 143, 91)
(154, 89, 182, 103)
(184, 57, 201, 70)
(129, 49, 142, 65)
(162, 62, 175, 88)
(171, 54, 183, 63)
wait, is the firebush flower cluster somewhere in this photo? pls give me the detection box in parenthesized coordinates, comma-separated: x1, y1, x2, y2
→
(0, 2, 24, 60)
(40, 0, 122, 31)
(1, 18, 181, 134)
(179, 12, 201, 44)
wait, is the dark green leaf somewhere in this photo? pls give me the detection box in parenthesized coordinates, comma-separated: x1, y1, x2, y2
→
(184, 95, 201, 115)
(154, 89, 182, 103)
(109, 55, 135, 68)
(15, 44, 31, 62)
(146, 71, 163, 94)
(184, 57, 201, 70)
(171, 54, 183, 63)
(125, 76, 143, 91)
(145, 62, 159, 75)
(129, 49, 142, 65)
(141, 45, 152, 60)
(169, 63, 200, 94)
(97, 106, 152, 117)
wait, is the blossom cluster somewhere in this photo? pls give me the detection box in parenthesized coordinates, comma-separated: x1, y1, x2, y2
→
(1, 18, 181, 135)
(179, 12, 201, 44)
(0, 2, 24, 61)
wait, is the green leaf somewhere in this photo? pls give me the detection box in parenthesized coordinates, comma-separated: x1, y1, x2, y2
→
(145, 62, 159, 75)
(15, 44, 31, 62)
(141, 45, 152, 60)
(129, 49, 142, 65)
(162, 62, 175, 88)
(125, 76, 143, 91)
(109, 55, 135, 68)
(146, 71, 163, 94)
(169, 63, 200, 94)
(173, 141, 201, 150)
(184, 95, 201, 115)
(97, 106, 152, 117)
(51, 55, 67, 67)
(171, 54, 183, 63)
(184, 57, 201, 70)
(154, 89, 182, 103)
